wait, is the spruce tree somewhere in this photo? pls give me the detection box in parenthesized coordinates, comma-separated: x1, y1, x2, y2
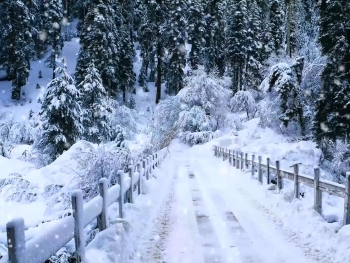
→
(75, 0, 119, 95)
(138, 2, 156, 89)
(1, 1, 35, 100)
(268, 0, 284, 54)
(313, 0, 350, 145)
(187, 0, 206, 70)
(77, 64, 109, 143)
(203, 0, 226, 76)
(43, 0, 64, 79)
(36, 61, 84, 163)
(227, 0, 248, 93)
(245, 0, 266, 90)
(165, 0, 187, 95)
(118, 0, 136, 102)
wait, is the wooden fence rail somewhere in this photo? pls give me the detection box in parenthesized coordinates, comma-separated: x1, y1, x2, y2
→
(213, 146, 350, 226)
(3, 148, 168, 263)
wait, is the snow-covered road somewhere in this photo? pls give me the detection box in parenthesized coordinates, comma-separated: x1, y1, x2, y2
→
(134, 142, 321, 263)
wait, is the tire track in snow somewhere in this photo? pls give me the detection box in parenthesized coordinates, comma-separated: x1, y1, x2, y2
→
(192, 155, 318, 263)
(133, 164, 177, 263)
(188, 173, 225, 263)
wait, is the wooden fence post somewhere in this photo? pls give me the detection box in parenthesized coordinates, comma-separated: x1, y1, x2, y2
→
(313, 168, 322, 214)
(245, 153, 248, 169)
(97, 178, 108, 231)
(236, 151, 239, 169)
(149, 156, 152, 176)
(251, 154, 255, 177)
(267, 158, 270, 184)
(142, 159, 146, 179)
(137, 162, 142, 195)
(214, 146, 217, 157)
(240, 152, 243, 170)
(223, 148, 225, 161)
(6, 218, 25, 263)
(276, 161, 282, 191)
(229, 150, 231, 164)
(258, 156, 262, 184)
(146, 157, 150, 180)
(294, 164, 299, 199)
(232, 150, 236, 167)
(117, 170, 124, 218)
(129, 165, 134, 203)
(343, 172, 350, 225)
(72, 190, 85, 263)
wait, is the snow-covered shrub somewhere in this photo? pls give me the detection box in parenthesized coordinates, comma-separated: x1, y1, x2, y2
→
(178, 131, 220, 146)
(327, 140, 350, 184)
(47, 247, 74, 263)
(225, 113, 244, 133)
(178, 66, 232, 130)
(106, 99, 138, 142)
(151, 96, 182, 150)
(71, 141, 131, 201)
(230, 90, 257, 120)
(0, 174, 39, 203)
(0, 114, 41, 158)
(176, 105, 211, 132)
(151, 67, 231, 147)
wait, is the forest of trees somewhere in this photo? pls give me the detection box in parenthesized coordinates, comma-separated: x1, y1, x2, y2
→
(0, 0, 350, 179)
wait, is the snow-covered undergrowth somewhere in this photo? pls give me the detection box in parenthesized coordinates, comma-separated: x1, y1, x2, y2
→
(191, 128, 350, 263)
(212, 117, 344, 223)
(85, 152, 175, 263)
(0, 140, 136, 243)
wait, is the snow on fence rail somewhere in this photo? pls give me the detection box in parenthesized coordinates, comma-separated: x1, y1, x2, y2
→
(213, 146, 350, 226)
(2, 148, 168, 263)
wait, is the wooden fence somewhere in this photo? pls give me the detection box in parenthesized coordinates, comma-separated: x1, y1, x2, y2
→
(213, 146, 350, 226)
(2, 148, 168, 263)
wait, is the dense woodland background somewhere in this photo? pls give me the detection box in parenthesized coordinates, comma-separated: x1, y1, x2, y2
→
(0, 0, 350, 181)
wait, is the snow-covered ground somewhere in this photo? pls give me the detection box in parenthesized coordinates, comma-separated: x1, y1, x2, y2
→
(117, 135, 349, 263)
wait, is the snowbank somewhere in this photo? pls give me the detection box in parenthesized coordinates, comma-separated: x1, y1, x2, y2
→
(85, 151, 175, 263)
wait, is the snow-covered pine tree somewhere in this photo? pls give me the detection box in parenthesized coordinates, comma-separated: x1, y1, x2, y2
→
(264, 57, 306, 135)
(43, 0, 64, 79)
(138, 0, 157, 87)
(75, 0, 119, 95)
(226, 0, 248, 93)
(133, 0, 144, 32)
(187, 0, 206, 70)
(313, 0, 350, 145)
(155, 0, 166, 104)
(245, 0, 266, 90)
(268, 0, 284, 55)
(165, 0, 187, 95)
(117, 0, 136, 102)
(77, 63, 109, 144)
(203, 0, 226, 76)
(35, 61, 84, 163)
(1, 0, 36, 100)
(62, 0, 74, 20)
(23, 0, 40, 58)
